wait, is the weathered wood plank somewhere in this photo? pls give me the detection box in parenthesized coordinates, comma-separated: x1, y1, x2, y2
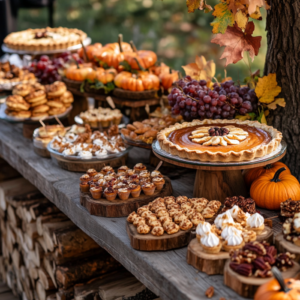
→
(0, 121, 281, 300)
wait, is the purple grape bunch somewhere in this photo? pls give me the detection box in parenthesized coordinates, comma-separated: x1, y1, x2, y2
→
(167, 76, 258, 121)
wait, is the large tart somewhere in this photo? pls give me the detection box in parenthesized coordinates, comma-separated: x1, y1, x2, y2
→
(4, 27, 87, 51)
(157, 119, 282, 162)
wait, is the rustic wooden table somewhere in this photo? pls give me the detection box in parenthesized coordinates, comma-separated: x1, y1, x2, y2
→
(0, 120, 282, 300)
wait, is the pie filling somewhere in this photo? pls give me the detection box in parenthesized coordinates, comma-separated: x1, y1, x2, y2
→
(168, 124, 272, 153)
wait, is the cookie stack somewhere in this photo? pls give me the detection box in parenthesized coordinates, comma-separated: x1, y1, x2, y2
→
(5, 81, 74, 119)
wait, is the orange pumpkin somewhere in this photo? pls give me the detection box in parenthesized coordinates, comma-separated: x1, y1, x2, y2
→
(78, 43, 102, 61)
(149, 62, 170, 76)
(254, 267, 300, 300)
(250, 167, 300, 210)
(159, 68, 179, 91)
(123, 50, 157, 70)
(86, 68, 117, 84)
(244, 162, 291, 187)
(114, 71, 160, 91)
(64, 63, 94, 81)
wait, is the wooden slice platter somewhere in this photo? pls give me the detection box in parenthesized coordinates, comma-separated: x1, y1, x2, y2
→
(187, 238, 229, 275)
(126, 222, 194, 251)
(275, 233, 300, 262)
(80, 176, 172, 218)
(224, 259, 300, 298)
(256, 226, 273, 244)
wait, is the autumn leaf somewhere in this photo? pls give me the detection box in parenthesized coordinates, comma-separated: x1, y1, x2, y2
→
(186, 0, 212, 13)
(210, 2, 234, 34)
(257, 108, 267, 124)
(248, 0, 265, 15)
(211, 22, 261, 66)
(227, 0, 248, 14)
(267, 98, 286, 110)
(250, 6, 262, 20)
(182, 56, 216, 82)
(255, 73, 281, 104)
(235, 112, 256, 121)
(235, 10, 248, 30)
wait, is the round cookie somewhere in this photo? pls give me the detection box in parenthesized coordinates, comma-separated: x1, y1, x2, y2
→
(31, 82, 45, 91)
(46, 81, 67, 98)
(30, 98, 48, 107)
(6, 95, 30, 111)
(48, 107, 66, 116)
(25, 90, 46, 103)
(5, 109, 31, 118)
(60, 91, 74, 105)
(31, 112, 49, 118)
(47, 100, 64, 108)
(12, 84, 32, 97)
(32, 105, 49, 113)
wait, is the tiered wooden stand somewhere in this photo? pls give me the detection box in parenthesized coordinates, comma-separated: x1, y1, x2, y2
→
(224, 260, 300, 298)
(275, 233, 300, 262)
(80, 176, 172, 217)
(152, 140, 287, 201)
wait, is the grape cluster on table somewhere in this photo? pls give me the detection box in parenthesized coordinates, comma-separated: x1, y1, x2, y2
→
(24, 52, 83, 84)
(168, 76, 258, 121)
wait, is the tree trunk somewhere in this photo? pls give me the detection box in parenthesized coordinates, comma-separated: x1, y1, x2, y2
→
(265, 0, 300, 179)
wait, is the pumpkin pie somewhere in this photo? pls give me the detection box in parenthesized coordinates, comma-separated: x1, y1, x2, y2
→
(157, 119, 282, 162)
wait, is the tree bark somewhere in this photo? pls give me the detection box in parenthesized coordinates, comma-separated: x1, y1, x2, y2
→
(265, 0, 300, 179)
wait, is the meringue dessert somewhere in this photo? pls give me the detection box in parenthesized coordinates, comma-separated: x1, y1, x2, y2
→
(200, 231, 222, 254)
(196, 221, 212, 242)
(222, 232, 244, 252)
(246, 213, 265, 235)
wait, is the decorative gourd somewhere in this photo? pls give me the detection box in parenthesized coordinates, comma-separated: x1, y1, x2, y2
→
(86, 68, 117, 84)
(64, 63, 94, 81)
(244, 162, 291, 187)
(92, 35, 132, 69)
(159, 68, 179, 91)
(114, 71, 160, 91)
(78, 43, 102, 61)
(149, 62, 170, 76)
(254, 267, 300, 300)
(250, 167, 300, 210)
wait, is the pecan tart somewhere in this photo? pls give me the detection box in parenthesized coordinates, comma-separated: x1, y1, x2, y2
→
(4, 27, 87, 51)
(157, 119, 282, 162)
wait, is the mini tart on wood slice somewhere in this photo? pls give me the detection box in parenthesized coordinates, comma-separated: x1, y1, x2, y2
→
(157, 119, 282, 162)
(222, 240, 245, 252)
(200, 241, 222, 254)
(246, 224, 265, 235)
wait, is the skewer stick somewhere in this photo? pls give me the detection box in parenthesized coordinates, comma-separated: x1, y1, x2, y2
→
(155, 161, 163, 171)
(39, 119, 46, 128)
(54, 115, 63, 127)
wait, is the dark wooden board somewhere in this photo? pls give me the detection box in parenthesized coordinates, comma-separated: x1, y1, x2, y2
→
(256, 226, 273, 244)
(80, 176, 172, 217)
(224, 259, 300, 298)
(127, 222, 194, 251)
(187, 238, 229, 275)
(275, 233, 300, 263)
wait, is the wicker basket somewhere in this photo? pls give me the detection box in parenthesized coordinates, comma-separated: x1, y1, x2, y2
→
(62, 77, 82, 91)
(113, 88, 158, 100)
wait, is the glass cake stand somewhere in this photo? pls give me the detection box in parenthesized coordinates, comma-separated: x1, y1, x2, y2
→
(152, 140, 287, 201)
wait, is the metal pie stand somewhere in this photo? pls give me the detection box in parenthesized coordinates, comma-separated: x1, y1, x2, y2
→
(152, 140, 287, 200)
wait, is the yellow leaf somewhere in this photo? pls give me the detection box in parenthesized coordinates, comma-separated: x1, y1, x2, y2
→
(211, 2, 234, 34)
(264, 109, 269, 117)
(255, 73, 281, 104)
(182, 55, 216, 82)
(250, 6, 262, 20)
(235, 10, 248, 30)
(261, 113, 267, 124)
(186, 0, 212, 13)
(235, 114, 251, 121)
(267, 98, 286, 110)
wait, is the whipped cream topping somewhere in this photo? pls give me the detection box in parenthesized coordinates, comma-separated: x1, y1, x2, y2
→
(196, 221, 211, 236)
(294, 217, 300, 229)
(214, 211, 234, 229)
(246, 213, 264, 228)
(200, 231, 220, 247)
(95, 149, 107, 157)
(51, 142, 61, 151)
(151, 171, 161, 177)
(93, 139, 104, 146)
(78, 151, 92, 159)
(65, 132, 77, 142)
(62, 147, 76, 156)
(226, 232, 243, 246)
(229, 205, 240, 219)
(221, 225, 242, 240)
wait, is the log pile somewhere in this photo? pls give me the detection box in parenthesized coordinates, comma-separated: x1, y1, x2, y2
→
(0, 176, 159, 300)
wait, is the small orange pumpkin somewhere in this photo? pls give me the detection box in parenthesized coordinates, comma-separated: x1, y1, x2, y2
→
(159, 68, 179, 91)
(149, 62, 170, 76)
(78, 43, 102, 61)
(254, 267, 300, 300)
(114, 71, 160, 91)
(244, 162, 291, 187)
(86, 68, 117, 84)
(250, 167, 300, 210)
(64, 63, 94, 81)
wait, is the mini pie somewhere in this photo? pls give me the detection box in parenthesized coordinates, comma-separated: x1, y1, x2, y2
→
(4, 27, 87, 51)
(157, 119, 282, 162)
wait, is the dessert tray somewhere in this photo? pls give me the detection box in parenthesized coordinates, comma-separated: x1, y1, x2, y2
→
(79, 165, 173, 218)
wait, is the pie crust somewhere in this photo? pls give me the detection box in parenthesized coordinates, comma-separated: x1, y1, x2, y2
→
(157, 119, 282, 162)
(4, 27, 87, 51)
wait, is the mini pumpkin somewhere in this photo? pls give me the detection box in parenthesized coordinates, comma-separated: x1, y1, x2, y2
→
(114, 71, 160, 91)
(86, 68, 117, 84)
(254, 267, 300, 300)
(64, 63, 94, 81)
(159, 68, 179, 91)
(78, 43, 102, 61)
(250, 167, 300, 210)
(244, 162, 291, 187)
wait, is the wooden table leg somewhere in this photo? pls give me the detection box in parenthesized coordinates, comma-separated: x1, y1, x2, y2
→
(193, 169, 248, 201)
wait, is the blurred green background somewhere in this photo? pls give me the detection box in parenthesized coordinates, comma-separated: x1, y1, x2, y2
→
(17, 0, 267, 81)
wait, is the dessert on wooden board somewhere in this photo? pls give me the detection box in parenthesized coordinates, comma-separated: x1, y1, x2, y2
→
(5, 81, 73, 119)
(4, 27, 87, 51)
(50, 124, 127, 159)
(157, 119, 282, 162)
(80, 164, 166, 201)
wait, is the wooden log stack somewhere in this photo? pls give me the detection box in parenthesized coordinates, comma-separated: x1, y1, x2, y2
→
(0, 175, 160, 300)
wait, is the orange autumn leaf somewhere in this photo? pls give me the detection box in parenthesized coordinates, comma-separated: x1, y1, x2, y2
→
(211, 2, 234, 34)
(227, 0, 248, 14)
(186, 0, 212, 13)
(211, 22, 261, 66)
(267, 98, 286, 110)
(248, 0, 265, 15)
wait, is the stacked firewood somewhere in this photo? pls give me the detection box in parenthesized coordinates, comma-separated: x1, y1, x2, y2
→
(0, 176, 159, 300)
